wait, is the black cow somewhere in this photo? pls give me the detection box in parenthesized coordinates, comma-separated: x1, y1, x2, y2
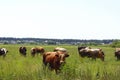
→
(19, 46, 27, 56)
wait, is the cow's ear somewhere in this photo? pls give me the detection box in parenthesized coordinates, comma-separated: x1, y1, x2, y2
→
(65, 54, 69, 57)
(99, 48, 102, 51)
(55, 53, 59, 57)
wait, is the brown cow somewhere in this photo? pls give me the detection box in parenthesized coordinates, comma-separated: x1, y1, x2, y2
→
(43, 51, 69, 74)
(31, 47, 45, 57)
(19, 46, 27, 56)
(78, 46, 104, 61)
(87, 48, 105, 61)
(115, 48, 120, 60)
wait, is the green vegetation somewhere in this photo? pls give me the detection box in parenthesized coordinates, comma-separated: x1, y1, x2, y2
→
(110, 40, 120, 48)
(0, 44, 120, 80)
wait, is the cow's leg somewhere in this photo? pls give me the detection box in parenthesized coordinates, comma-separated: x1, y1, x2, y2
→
(23, 53, 27, 57)
(31, 52, 35, 57)
(55, 67, 61, 74)
(42, 62, 47, 71)
(36, 52, 39, 56)
(117, 56, 120, 60)
(3, 54, 6, 58)
(55, 69, 60, 74)
(92, 56, 96, 60)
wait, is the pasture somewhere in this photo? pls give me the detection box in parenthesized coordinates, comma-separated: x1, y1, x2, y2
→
(0, 44, 120, 80)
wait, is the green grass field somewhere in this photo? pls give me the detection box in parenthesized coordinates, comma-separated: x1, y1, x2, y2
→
(0, 44, 120, 80)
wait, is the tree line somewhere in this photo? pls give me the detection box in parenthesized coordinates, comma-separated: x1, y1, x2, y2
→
(0, 37, 117, 46)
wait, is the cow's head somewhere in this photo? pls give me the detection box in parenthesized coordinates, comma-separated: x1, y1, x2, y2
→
(23, 47, 27, 53)
(58, 52, 69, 65)
(54, 51, 69, 65)
(99, 50, 105, 61)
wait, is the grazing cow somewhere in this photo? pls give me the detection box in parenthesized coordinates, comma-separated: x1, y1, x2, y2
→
(87, 48, 105, 61)
(31, 47, 45, 57)
(78, 46, 91, 57)
(43, 51, 69, 74)
(54, 47, 67, 52)
(0, 48, 8, 58)
(115, 48, 120, 60)
(78, 46, 104, 61)
(19, 46, 27, 56)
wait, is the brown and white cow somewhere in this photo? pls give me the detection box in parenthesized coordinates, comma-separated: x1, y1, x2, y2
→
(31, 47, 45, 57)
(19, 46, 27, 56)
(78, 46, 105, 61)
(0, 48, 8, 58)
(115, 48, 120, 60)
(87, 48, 105, 61)
(54, 47, 67, 52)
(43, 51, 69, 74)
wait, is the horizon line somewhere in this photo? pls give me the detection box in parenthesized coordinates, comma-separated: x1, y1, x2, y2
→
(0, 37, 118, 40)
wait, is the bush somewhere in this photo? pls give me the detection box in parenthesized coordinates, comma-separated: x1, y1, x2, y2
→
(110, 40, 120, 48)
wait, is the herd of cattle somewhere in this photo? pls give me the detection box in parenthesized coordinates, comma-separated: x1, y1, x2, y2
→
(78, 47, 120, 61)
(0, 46, 120, 73)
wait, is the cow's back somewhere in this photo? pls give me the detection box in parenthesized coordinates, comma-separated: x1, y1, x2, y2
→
(43, 52, 60, 69)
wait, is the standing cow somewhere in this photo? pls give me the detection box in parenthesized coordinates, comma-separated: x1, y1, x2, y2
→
(53, 47, 67, 52)
(19, 46, 27, 57)
(31, 47, 45, 57)
(0, 48, 8, 58)
(78, 46, 91, 57)
(87, 48, 105, 61)
(115, 48, 120, 60)
(43, 51, 69, 74)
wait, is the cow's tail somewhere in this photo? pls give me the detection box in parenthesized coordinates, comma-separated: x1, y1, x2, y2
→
(43, 53, 46, 64)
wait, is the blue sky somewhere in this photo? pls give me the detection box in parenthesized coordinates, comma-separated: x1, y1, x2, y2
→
(0, 0, 120, 39)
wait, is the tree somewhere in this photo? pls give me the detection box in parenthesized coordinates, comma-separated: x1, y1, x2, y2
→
(110, 40, 120, 48)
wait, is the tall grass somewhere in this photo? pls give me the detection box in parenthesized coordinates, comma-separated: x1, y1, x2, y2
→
(0, 44, 120, 80)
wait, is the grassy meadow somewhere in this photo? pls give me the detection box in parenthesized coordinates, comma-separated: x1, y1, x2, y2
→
(0, 44, 120, 80)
